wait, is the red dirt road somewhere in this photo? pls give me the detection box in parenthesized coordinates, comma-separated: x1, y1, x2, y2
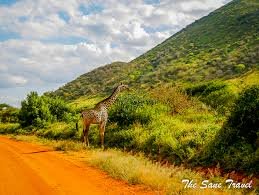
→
(0, 136, 154, 195)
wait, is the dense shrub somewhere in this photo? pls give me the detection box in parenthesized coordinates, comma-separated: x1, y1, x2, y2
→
(0, 104, 19, 123)
(19, 92, 72, 128)
(227, 85, 259, 144)
(46, 96, 71, 121)
(105, 128, 135, 148)
(109, 93, 155, 126)
(196, 85, 259, 173)
(186, 81, 226, 96)
(19, 92, 52, 127)
(204, 88, 237, 114)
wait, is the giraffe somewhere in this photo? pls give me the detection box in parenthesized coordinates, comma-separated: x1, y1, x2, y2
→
(81, 83, 129, 148)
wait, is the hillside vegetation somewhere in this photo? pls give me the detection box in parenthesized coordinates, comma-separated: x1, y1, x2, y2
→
(51, 0, 259, 100)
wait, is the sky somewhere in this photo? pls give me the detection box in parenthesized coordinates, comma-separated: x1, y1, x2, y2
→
(0, 0, 231, 107)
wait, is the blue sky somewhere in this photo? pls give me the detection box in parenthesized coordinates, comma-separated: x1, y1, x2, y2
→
(0, 0, 231, 107)
(0, 0, 18, 6)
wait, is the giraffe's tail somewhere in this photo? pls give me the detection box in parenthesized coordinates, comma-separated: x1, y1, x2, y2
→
(76, 122, 79, 131)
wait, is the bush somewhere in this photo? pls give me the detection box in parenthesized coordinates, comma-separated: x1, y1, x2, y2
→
(186, 81, 227, 97)
(196, 85, 259, 173)
(204, 87, 237, 114)
(19, 92, 52, 128)
(234, 63, 246, 73)
(151, 86, 192, 115)
(0, 105, 19, 123)
(19, 91, 72, 128)
(0, 123, 20, 134)
(36, 122, 77, 140)
(109, 93, 155, 127)
(46, 96, 71, 121)
(105, 128, 135, 148)
(227, 85, 259, 144)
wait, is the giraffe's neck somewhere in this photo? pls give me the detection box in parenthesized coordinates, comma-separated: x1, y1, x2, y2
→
(96, 87, 120, 109)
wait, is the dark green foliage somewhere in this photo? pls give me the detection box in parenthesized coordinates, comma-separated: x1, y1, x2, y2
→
(45, 96, 71, 121)
(105, 128, 135, 149)
(19, 92, 52, 128)
(109, 93, 155, 126)
(219, 141, 258, 173)
(196, 85, 259, 173)
(186, 81, 227, 96)
(196, 133, 259, 173)
(227, 85, 259, 144)
(19, 92, 72, 128)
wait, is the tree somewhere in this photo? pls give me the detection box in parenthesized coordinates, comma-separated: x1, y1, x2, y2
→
(19, 92, 52, 128)
(19, 92, 73, 128)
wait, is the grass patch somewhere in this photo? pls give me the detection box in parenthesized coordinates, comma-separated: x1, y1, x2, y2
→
(228, 70, 259, 93)
(84, 149, 202, 194)
(0, 123, 20, 134)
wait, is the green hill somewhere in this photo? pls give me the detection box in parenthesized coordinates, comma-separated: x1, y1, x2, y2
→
(51, 0, 259, 100)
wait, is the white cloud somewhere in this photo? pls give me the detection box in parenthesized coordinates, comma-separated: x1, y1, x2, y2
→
(9, 75, 28, 85)
(0, 0, 232, 106)
(0, 74, 27, 88)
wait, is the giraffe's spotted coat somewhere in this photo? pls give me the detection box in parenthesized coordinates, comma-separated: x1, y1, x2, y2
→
(81, 84, 129, 147)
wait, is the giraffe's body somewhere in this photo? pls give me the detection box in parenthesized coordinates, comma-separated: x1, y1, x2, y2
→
(81, 84, 128, 147)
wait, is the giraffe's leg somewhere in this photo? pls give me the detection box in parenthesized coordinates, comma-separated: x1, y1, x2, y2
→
(84, 124, 90, 147)
(81, 122, 85, 143)
(85, 124, 90, 147)
(81, 118, 86, 143)
(81, 128, 85, 143)
(83, 130, 86, 147)
(99, 122, 106, 149)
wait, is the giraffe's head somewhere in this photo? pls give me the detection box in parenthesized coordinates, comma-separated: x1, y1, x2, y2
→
(117, 83, 129, 92)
